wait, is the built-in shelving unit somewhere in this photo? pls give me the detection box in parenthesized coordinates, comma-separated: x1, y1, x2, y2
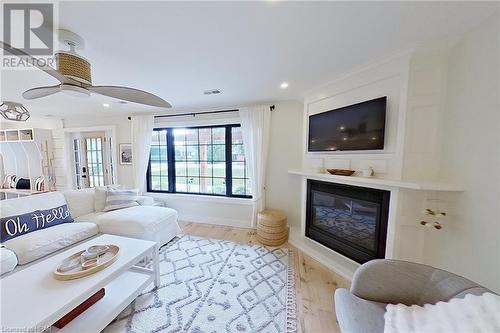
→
(288, 170, 463, 192)
(0, 128, 54, 199)
(0, 128, 34, 142)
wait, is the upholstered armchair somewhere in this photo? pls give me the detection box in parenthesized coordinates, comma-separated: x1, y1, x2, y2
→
(334, 259, 491, 333)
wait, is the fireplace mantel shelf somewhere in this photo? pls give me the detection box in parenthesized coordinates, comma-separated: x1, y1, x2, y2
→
(288, 170, 463, 192)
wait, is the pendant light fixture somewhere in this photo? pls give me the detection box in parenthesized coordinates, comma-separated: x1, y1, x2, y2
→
(0, 101, 30, 121)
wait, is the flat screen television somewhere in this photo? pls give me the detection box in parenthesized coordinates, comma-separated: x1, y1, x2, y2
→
(308, 96, 387, 152)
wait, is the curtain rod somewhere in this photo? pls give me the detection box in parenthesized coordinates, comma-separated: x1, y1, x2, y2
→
(154, 109, 238, 119)
(153, 105, 275, 119)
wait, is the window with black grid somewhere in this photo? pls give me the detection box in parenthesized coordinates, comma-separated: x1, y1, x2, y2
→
(147, 125, 251, 198)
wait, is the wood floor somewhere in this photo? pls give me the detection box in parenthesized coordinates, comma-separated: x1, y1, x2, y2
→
(179, 221, 351, 333)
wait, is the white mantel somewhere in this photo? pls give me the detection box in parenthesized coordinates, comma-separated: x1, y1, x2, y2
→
(288, 170, 462, 192)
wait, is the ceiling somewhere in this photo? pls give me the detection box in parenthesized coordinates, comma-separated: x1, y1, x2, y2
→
(1, 1, 497, 119)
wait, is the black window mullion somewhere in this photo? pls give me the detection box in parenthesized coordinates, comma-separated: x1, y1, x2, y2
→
(167, 129, 175, 192)
(146, 159, 152, 192)
(225, 125, 232, 196)
(147, 124, 250, 198)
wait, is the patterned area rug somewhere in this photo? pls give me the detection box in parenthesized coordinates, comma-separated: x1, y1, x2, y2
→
(104, 235, 296, 333)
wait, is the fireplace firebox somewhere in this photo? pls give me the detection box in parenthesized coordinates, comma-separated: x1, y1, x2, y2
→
(306, 180, 390, 264)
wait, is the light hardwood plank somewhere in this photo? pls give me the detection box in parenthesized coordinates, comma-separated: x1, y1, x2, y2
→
(178, 221, 350, 333)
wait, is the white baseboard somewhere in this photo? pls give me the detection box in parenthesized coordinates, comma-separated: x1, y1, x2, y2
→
(288, 227, 358, 281)
(178, 215, 253, 229)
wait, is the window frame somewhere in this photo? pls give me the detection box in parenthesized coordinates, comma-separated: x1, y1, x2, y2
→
(146, 124, 252, 199)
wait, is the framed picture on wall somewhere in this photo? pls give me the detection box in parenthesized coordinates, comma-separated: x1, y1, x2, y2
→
(119, 144, 132, 165)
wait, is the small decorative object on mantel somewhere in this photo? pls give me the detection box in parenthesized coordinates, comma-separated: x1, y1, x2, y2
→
(326, 168, 355, 176)
(119, 143, 132, 165)
(53, 244, 120, 280)
(361, 166, 375, 177)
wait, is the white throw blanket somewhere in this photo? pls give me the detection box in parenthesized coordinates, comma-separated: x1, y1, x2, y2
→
(384, 293, 500, 333)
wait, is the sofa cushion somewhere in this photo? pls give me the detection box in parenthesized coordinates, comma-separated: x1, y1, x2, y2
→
(3, 222, 98, 265)
(0, 191, 67, 216)
(95, 206, 176, 234)
(0, 247, 18, 275)
(94, 185, 121, 212)
(136, 196, 154, 206)
(94, 206, 179, 245)
(75, 211, 105, 223)
(63, 188, 96, 218)
(103, 189, 139, 212)
(1, 204, 73, 242)
(334, 288, 386, 333)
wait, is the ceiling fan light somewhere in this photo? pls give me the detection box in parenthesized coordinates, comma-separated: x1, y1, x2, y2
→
(0, 101, 30, 121)
(56, 52, 92, 84)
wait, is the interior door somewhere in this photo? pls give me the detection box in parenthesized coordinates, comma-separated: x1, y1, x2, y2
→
(82, 132, 106, 188)
(72, 138, 84, 189)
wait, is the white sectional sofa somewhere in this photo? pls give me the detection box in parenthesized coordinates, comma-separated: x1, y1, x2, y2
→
(0, 188, 180, 274)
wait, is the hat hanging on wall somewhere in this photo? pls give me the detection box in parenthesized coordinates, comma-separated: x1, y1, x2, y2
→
(0, 101, 30, 121)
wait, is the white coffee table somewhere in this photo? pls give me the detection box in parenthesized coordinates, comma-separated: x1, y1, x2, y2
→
(0, 234, 160, 333)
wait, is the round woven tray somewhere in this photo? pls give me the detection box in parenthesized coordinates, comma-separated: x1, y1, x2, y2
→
(53, 245, 120, 281)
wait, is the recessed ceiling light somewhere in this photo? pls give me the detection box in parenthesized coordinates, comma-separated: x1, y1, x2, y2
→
(204, 89, 221, 95)
(103, 103, 110, 108)
(280, 82, 289, 89)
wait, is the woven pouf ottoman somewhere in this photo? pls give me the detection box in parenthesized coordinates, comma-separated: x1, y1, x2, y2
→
(257, 209, 288, 246)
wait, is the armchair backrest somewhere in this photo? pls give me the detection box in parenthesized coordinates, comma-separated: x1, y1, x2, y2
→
(351, 259, 491, 306)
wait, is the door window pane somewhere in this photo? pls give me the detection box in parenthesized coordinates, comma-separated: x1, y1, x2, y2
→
(86, 137, 105, 187)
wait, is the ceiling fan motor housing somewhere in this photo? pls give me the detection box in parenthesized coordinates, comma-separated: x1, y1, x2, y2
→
(55, 52, 92, 84)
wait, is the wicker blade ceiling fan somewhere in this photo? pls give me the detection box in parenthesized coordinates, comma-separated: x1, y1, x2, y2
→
(0, 31, 171, 108)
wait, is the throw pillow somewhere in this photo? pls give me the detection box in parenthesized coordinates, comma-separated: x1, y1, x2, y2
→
(94, 185, 121, 212)
(102, 189, 139, 212)
(0, 204, 74, 242)
(384, 292, 500, 333)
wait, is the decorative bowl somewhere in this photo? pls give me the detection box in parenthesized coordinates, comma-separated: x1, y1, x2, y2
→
(81, 245, 110, 260)
(81, 258, 99, 270)
(326, 168, 355, 176)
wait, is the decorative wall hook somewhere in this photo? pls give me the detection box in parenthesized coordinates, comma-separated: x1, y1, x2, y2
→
(420, 221, 443, 230)
(424, 208, 446, 217)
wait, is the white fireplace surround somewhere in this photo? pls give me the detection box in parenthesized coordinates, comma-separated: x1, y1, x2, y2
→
(287, 49, 464, 280)
(289, 170, 462, 278)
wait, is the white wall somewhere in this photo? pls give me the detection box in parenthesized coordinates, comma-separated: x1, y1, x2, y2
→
(62, 115, 134, 187)
(148, 192, 254, 228)
(423, 14, 500, 293)
(0, 117, 63, 130)
(265, 101, 303, 229)
(302, 52, 412, 180)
